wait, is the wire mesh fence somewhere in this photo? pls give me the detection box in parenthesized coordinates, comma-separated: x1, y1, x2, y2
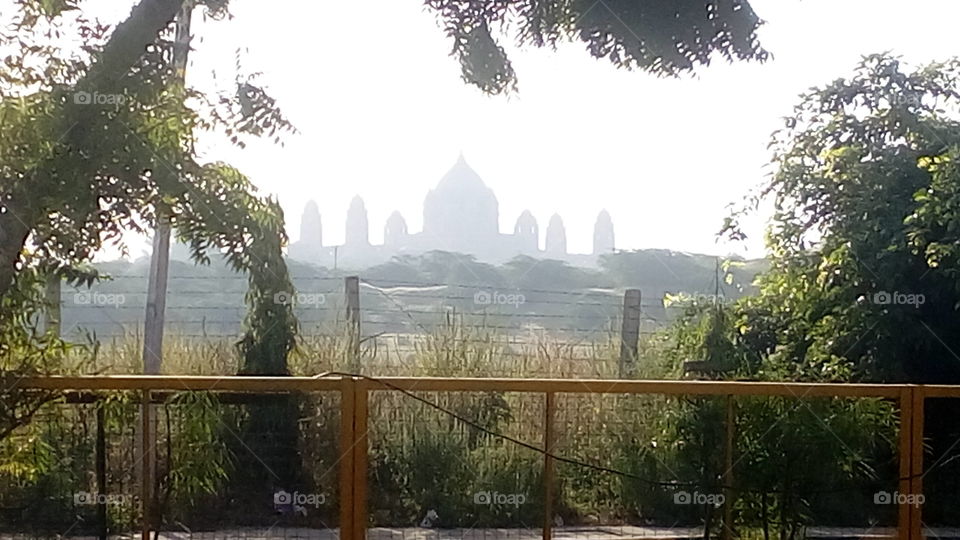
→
(6, 376, 930, 539)
(50, 274, 704, 379)
(0, 387, 342, 539)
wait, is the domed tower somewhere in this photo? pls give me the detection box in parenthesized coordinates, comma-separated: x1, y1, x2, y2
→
(513, 210, 539, 253)
(545, 213, 567, 256)
(423, 154, 499, 252)
(299, 200, 323, 248)
(593, 209, 615, 255)
(384, 211, 409, 246)
(345, 195, 370, 247)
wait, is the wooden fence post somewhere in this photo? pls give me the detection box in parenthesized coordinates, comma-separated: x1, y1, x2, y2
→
(345, 276, 360, 372)
(142, 222, 170, 374)
(619, 289, 641, 377)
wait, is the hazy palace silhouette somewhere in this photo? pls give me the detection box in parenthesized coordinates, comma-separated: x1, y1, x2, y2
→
(288, 155, 615, 267)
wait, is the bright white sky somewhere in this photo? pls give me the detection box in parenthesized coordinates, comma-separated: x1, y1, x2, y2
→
(44, 1, 960, 258)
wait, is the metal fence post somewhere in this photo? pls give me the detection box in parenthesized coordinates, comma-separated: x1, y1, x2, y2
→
(543, 392, 557, 540)
(909, 387, 924, 540)
(139, 390, 153, 540)
(339, 378, 356, 540)
(352, 379, 369, 540)
(721, 395, 735, 540)
(897, 388, 913, 540)
(96, 405, 107, 540)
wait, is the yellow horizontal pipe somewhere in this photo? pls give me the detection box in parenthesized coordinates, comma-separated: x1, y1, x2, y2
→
(10, 375, 910, 398)
(13, 375, 343, 392)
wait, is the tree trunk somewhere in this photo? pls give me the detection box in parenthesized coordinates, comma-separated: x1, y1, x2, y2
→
(0, 199, 37, 299)
(0, 0, 185, 300)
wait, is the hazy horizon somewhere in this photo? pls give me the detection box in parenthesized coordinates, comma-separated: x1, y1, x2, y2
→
(64, 0, 960, 261)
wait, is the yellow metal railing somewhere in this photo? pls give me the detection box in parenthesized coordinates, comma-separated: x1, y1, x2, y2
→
(13, 375, 949, 540)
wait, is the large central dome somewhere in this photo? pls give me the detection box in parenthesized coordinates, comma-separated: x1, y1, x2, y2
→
(423, 155, 499, 250)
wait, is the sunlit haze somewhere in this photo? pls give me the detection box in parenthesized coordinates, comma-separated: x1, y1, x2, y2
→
(44, 0, 960, 258)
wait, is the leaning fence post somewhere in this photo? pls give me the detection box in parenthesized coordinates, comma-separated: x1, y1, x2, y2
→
(618, 289, 641, 377)
(345, 276, 361, 372)
(543, 392, 557, 540)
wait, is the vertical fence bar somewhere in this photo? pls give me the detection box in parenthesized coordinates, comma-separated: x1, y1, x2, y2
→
(96, 404, 107, 540)
(898, 388, 913, 540)
(909, 387, 924, 540)
(339, 378, 356, 540)
(720, 395, 735, 540)
(352, 379, 369, 540)
(139, 390, 153, 540)
(543, 392, 556, 540)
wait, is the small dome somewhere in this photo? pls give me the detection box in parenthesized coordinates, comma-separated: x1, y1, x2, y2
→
(593, 209, 615, 254)
(546, 213, 567, 255)
(384, 211, 409, 245)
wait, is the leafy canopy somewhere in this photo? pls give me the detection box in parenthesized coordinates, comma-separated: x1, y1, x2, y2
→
(725, 53, 960, 382)
(426, 0, 769, 94)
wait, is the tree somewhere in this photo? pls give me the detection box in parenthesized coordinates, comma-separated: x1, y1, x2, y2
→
(426, 0, 769, 94)
(725, 53, 960, 383)
(0, 0, 298, 376)
(723, 53, 960, 523)
(665, 301, 896, 537)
